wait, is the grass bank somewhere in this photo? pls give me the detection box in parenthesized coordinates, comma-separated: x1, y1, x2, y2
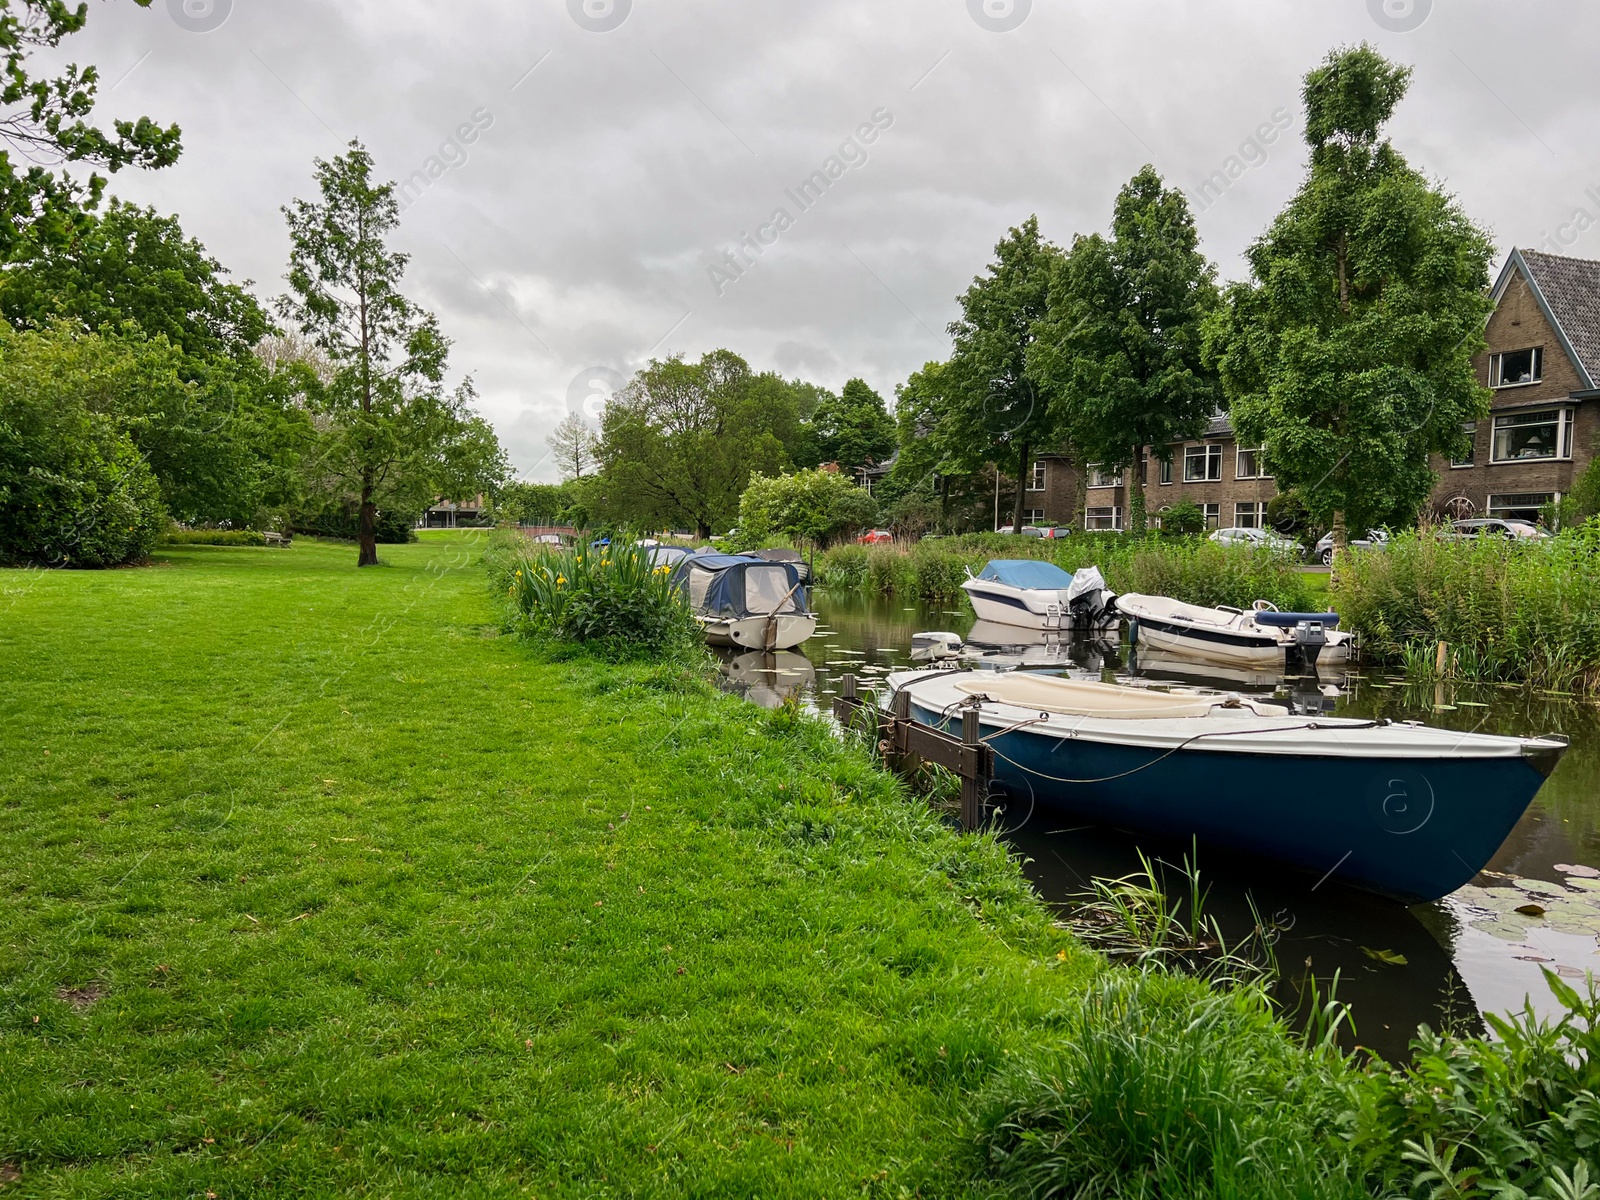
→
(1332, 528, 1600, 693)
(0, 537, 1100, 1196)
(815, 533, 1316, 612)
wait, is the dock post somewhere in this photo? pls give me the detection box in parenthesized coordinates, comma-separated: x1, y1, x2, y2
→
(841, 673, 857, 703)
(960, 705, 985, 832)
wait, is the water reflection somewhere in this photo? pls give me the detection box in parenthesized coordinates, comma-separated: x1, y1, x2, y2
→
(725, 588, 1600, 1053)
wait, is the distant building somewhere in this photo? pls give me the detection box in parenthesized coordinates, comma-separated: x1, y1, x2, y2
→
(419, 496, 485, 528)
(1427, 248, 1600, 523)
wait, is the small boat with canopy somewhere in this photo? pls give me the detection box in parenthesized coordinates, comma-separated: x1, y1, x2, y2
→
(670, 553, 816, 650)
(960, 560, 1118, 632)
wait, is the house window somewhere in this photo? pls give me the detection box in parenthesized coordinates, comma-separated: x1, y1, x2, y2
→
(1159, 457, 1173, 485)
(1154, 505, 1171, 529)
(1087, 464, 1124, 488)
(1487, 492, 1556, 522)
(1490, 347, 1543, 388)
(1183, 444, 1223, 482)
(1084, 506, 1122, 531)
(1027, 460, 1046, 491)
(1235, 501, 1267, 529)
(1139, 457, 1148, 485)
(1450, 423, 1477, 469)
(1023, 508, 1045, 524)
(1202, 502, 1221, 530)
(1235, 447, 1271, 480)
(1491, 408, 1571, 462)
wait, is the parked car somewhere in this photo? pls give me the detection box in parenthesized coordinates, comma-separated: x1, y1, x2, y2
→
(1313, 528, 1390, 566)
(1209, 526, 1303, 559)
(1449, 518, 1551, 541)
(857, 529, 894, 545)
(994, 526, 1071, 538)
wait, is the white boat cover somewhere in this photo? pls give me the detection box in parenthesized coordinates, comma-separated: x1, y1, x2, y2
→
(952, 673, 1287, 719)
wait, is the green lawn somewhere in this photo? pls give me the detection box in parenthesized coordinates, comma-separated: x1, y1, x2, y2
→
(0, 537, 1093, 1198)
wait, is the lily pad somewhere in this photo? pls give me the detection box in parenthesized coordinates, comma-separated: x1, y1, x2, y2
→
(1471, 916, 1532, 941)
(1362, 947, 1409, 966)
(1557, 863, 1600, 878)
(1516, 903, 1547, 917)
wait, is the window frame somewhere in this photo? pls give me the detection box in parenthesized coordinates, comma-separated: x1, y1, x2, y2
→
(1450, 422, 1477, 469)
(1158, 456, 1173, 486)
(1086, 463, 1124, 489)
(1084, 505, 1122, 531)
(1486, 493, 1557, 523)
(1490, 347, 1544, 389)
(1202, 502, 1221, 530)
(1234, 501, 1266, 529)
(1183, 443, 1223, 483)
(1027, 460, 1047, 492)
(1490, 407, 1572, 464)
(1235, 446, 1272, 480)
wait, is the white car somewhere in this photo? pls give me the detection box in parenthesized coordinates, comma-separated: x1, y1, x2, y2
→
(1209, 526, 1303, 559)
(1313, 528, 1389, 565)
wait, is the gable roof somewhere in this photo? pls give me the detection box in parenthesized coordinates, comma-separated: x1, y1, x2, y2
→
(1496, 249, 1600, 390)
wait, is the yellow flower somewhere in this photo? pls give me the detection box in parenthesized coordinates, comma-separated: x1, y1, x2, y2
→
(556, 575, 566, 585)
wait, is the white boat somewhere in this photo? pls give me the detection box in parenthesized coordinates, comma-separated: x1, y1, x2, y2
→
(670, 553, 817, 650)
(960, 560, 1117, 632)
(1115, 593, 1353, 670)
(889, 667, 1566, 902)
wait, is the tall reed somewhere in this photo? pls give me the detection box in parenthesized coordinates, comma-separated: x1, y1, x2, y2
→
(1333, 526, 1600, 692)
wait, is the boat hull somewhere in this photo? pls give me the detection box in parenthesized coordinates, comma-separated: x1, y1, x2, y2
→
(1130, 612, 1353, 669)
(961, 580, 1070, 630)
(904, 696, 1547, 903)
(701, 613, 817, 650)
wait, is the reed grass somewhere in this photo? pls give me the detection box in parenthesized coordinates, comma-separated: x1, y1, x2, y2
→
(1332, 526, 1600, 692)
(814, 533, 1315, 611)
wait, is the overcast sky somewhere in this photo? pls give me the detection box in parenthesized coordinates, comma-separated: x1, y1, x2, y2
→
(65, 0, 1600, 479)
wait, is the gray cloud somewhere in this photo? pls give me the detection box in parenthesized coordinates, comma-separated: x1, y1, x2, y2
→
(61, 0, 1600, 478)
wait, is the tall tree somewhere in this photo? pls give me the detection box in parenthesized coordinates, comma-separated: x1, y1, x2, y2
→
(940, 216, 1063, 532)
(547, 412, 598, 481)
(1204, 46, 1494, 547)
(1034, 167, 1219, 532)
(280, 140, 507, 565)
(0, 201, 269, 361)
(0, 0, 182, 259)
(811, 377, 895, 472)
(594, 349, 788, 538)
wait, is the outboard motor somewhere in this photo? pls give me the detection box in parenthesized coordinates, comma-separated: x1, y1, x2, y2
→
(1286, 618, 1328, 671)
(911, 631, 965, 662)
(1065, 566, 1119, 634)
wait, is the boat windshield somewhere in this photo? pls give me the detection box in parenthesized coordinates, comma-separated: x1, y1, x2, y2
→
(686, 567, 716, 609)
(977, 560, 1076, 589)
(744, 564, 798, 613)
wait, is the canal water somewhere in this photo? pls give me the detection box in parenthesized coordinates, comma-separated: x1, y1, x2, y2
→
(715, 589, 1600, 1061)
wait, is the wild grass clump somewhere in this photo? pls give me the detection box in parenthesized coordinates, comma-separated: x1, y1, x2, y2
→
(975, 970, 1365, 1199)
(491, 533, 700, 656)
(814, 533, 1313, 610)
(1333, 526, 1600, 691)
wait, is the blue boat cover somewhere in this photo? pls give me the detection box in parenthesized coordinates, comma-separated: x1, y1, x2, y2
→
(1254, 610, 1341, 629)
(977, 559, 1077, 590)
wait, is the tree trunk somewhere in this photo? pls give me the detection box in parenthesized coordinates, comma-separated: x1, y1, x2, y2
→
(1010, 442, 1030, 533)
(1127, 443, 1146, 534)
(1064, 449, 1084, 531)
(1332, 509, 1347, 552)
(697, 521, 711, 540)
(358, 472, 379, 567)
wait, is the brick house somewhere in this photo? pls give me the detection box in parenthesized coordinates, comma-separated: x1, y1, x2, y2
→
(1018, 248, 1600, 531)
(1426, 248, 1600, 522)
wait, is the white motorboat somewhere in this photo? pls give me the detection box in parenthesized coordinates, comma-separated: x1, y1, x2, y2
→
(670, 553, 817, 650)
(960, 560, 1117, 632)
(1115, 593, 1352, 670)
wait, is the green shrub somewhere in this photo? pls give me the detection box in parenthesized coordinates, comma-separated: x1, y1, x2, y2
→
(499, 536, 700, 657)
(975, 970, 1363, 1199)
(1332, 527, 1600, 691)
(291, 500, 418, 544)
(161, 529, 270, 546)
(1159, 499, 1206, 535)
(1347, 971, 1600, 1198)
(737, 468, 878, 548)
(0, 376, 165, 568)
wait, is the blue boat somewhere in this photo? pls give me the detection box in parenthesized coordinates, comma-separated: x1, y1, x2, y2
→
(889, 668, 1565, 903)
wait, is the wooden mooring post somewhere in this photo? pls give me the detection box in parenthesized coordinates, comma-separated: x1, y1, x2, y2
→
(833, 673, 993, 832)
